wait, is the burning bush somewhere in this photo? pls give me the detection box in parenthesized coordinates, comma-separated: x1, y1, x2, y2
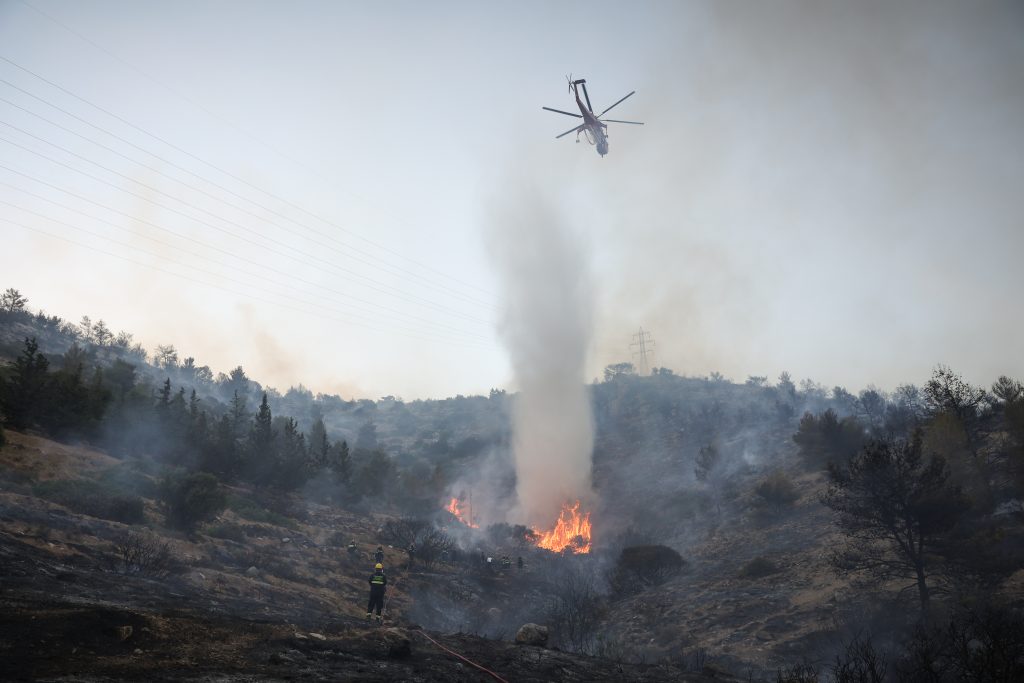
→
(610, 545, 686, 595)
(485, 523, 540, 549)
(535, 501, 592, 554)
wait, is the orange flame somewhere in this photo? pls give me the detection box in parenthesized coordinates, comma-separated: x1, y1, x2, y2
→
(534, 500, 592, 554)
(447, 497, 478, 528)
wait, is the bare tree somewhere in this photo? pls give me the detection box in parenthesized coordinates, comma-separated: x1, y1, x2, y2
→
(113, 531, 173, 577)
(548, 569, 606, 654)
(381, 517, 430, 549)
(831, 633, 887, 683)
(822, 433, 969, 611)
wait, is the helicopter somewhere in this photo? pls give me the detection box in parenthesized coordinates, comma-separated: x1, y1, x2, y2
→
(542, 76, 643, 157)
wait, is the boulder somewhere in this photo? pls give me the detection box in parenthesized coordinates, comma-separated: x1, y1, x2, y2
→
(245, 566, 259, 577)
(515, 623, 549, 647)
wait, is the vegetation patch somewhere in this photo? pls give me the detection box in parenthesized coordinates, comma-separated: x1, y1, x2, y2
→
(33, 478, 145, 524)
(159, 471, 226, 531)
(226, 493, 299, 529)
(112, 530, 176, 576)
(204, 522, 247, 543)
(611, 545, 687, 595)
(739, 556, 779, 579)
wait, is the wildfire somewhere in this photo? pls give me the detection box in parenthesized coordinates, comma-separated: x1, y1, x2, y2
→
(534, 500, 592, 554)
(446, 497, 478, 528)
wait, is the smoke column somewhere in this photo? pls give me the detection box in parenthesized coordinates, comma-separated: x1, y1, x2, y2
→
(487, 186, 595, 528)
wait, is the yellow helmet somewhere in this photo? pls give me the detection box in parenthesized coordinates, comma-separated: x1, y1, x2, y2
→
(375, 563, 384, 570)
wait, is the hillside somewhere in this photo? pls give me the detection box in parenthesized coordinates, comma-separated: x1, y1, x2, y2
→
(2, 304, 1024, 680)
(0, 429, 739, 681)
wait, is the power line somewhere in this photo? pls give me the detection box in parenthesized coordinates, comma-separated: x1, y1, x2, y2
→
(0, 187, 494, 344)
(0, 166, 493, 341)
(0, 131, 492, 327)
(0, 84, 497, 311)
(0, 52, 493, 297)
(1, 215, 497, 351)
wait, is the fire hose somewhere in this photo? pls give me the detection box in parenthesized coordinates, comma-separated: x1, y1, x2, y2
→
(413, 629, 511, 683)
(381, 577, 510, 683)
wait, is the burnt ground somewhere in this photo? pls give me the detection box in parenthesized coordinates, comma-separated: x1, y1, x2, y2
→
(0, 528, 731, 682)
(0, 432, 733, 682)
(6, 430, 1019, 680)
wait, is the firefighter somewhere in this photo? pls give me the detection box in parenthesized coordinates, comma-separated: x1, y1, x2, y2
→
(366, 563, 387, 622)
(501, 555, 511, 571)
(406, 543, 416, 570)
(374, 545, 385, 564)
(517, 555, 524, 571)
(347, 540, 357, 556)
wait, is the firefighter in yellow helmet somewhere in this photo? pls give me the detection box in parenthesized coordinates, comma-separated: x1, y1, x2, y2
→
(366, 563, 387, 622)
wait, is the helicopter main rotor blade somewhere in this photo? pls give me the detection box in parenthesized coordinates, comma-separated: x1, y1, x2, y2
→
(598, 91, 636, 117)
(556, 124, 585, 139)
(602, 119, 644, 125)
(542, 106, 583, 118)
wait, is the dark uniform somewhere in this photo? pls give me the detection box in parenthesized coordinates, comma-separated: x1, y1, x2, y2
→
(367, 567, 387, 619)
(374, 546, 385, 564)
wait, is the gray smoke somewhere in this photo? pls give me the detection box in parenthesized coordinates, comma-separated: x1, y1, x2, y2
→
(487, 184, 595, 529)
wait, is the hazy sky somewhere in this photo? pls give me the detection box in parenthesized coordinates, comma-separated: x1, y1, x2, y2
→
(1, 0, 1021, 399)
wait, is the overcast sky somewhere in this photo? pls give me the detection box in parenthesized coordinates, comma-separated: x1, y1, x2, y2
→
(1, 0, 1021, 399)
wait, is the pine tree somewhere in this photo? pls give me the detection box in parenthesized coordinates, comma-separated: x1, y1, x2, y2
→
(247, 393, 275, 484)
(278, 417, 310, 489)
(230, 390, 248, 439)
(189, 389, 200, 420)
(309, 417, 331, 469)
(157, 378, 172, 410)
(334, 440, 351, 484)
(1, 337, 50, 429)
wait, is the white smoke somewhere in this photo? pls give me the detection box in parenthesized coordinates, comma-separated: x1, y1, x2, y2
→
(487, 184, 595, 528)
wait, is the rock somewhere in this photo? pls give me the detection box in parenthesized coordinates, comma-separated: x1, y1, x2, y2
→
(246, 566, 259, 577)
(515, 623, 549, 647)
(133, 648, 142, 655)
(282, 537, 291, 543)
(487, 607, 502, 620)
(309, 632, 326, 641)
(382, 628, 412, 659)
(294, 633, 308, 640)
(115, 625, 133, 641)
(268, 652, 284, 665)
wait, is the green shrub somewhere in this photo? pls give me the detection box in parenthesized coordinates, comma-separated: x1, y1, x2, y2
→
(159, 471, 226, 531)
(98, 463, 157, 498)
(204, 522, 246, 543)
(33, 479, 145, 524)
(226, 494, 299, 529)
(739, 556, 779, 579)
(753, 470, 801, 512)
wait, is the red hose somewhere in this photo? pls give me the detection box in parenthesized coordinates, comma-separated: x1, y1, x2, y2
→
(414, 629, 511, 683)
